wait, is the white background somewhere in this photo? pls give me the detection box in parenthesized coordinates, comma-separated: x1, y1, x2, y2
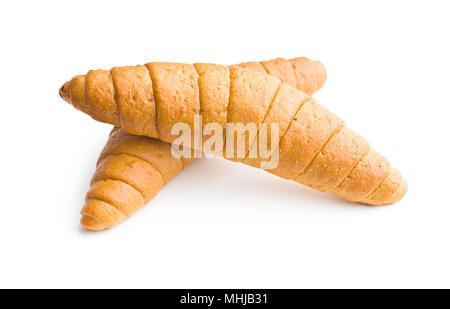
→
(0, 0, 449, 288)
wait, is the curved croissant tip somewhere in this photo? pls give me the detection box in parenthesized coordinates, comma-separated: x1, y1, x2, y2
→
(59, 81, 71, 103)
(80, 214, 106, 231)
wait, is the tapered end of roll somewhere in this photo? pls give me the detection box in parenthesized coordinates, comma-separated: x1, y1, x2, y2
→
(362, 168, 407, 206)
(80, 214, 106, 231)
(58, 75, 88, 113)
(387, 177, 408, 204)
(59, 81, 71, 102)
(81, 199, 127, 231)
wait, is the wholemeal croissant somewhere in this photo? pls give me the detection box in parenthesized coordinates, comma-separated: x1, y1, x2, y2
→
(80, 57, 327, 230)
(82, 127, 195, 230)
(60, 59, 407, 229)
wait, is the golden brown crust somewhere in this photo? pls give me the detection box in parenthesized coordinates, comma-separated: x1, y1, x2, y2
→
(227, 66, 280, 126)
(83, 152, 165, 230)
(59, 57, 326, 118)
(145, 62, 200, 143)
(386, 177, 408, 204)
(68, 75, 88, 113)
(81, 199, 126, 231)
(236, 57, 325, 95)
(361, 168, 405, 205)
(78, 58, 330, 230)
(86, 179, 145, 217)
(270, 98, 344, 179)
(295, 127, 370, 192)
(86, 70, 121, 126)
(98, 128, 183, 182)
(234, 61, 267, 74)
(289, 57, 326, 95)
(59, 81, 71, 103)
(331, 149, 390, 201)
(63, 58, 406, 231)
(226, 66, 280, 161)
(260, 58, 297, 88)
(244, 83, 308, 168)
(110, 65, 158, 137)
(92, 154, 165, 201)
(193, 63, 230, 140)
(81, 127, 188, 230)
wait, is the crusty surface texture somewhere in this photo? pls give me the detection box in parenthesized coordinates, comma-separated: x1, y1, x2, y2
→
(81, 199, 126, 231)
(62, 58, 406, 230)
(145, 62, 200, 143)
(236, 57, 325, 95)
(86, 70, 121, 126)
(81, 127, 189, 230)
(61, 61, 406, 210)
(97, 127, 183, 182)
(234, 61, 267, 74)
(226, 66, 280, 161)
(59, 57, 327, 131)
(332, 149, 390, 201)
(78, 57, 330, 230)
(270, 98, 344, 179)
(260, 58, 297, 88)
(295, 127, 370, 192)
(110, 65, 158, 137)
(193, 63, 230, 144)
(244, 83, 308, 168)
(289, 57, 327, 96)
(66, 75, 88, 113)
(86, 179, 145, 217)
(361, 168, 406, 206)
(92, 154, 164, 201)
